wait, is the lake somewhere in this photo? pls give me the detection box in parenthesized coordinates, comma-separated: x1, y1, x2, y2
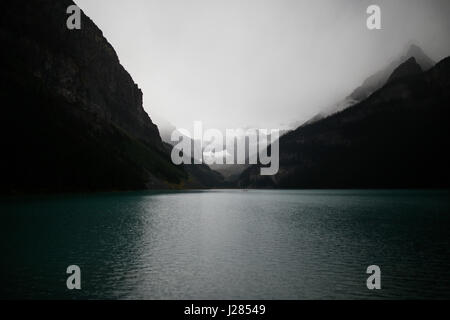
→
(1, 189, 449, 299)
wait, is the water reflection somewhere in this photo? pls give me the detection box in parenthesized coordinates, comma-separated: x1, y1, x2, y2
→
(1, 190, 449, 299)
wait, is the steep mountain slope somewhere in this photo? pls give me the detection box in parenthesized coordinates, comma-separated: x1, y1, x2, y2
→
(349, 44, 435, 101)
(239, 56, 450, 188)
(386, 57, 423, 83)
(0, 0, 221, 193)
(302, 44, 436, 125)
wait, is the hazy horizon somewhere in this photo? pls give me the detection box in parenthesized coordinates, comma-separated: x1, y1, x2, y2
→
(75, 0, 450, 132)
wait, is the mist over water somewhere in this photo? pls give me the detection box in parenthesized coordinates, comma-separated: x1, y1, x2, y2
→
(2, 190, 450, 299)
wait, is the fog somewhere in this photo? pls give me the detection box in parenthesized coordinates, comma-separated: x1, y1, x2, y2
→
(75, 0, 450, 131)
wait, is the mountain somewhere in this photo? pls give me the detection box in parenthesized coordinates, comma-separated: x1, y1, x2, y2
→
(238, 56, 450, 188)
(386, 57, 423, 83)
(151, 113, 178, 145)
(209, 164, 250, 182)
(0, 0, 221, 193)
(349, 44, 435, 102)
(301, 44, 436, 126)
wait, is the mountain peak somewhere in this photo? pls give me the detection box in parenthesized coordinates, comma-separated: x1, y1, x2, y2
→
(387, 57, 423, 83)
(404, 44, 435, 70)
(406, 44, 424, 56)
(347, 44, 435, 102)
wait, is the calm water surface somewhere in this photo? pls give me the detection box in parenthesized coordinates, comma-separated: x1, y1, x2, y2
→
(1, 190, 449, 299)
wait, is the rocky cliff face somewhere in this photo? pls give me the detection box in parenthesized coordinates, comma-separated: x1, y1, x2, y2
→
(0, 0, 190, 193)
(1, 0, 162, 149)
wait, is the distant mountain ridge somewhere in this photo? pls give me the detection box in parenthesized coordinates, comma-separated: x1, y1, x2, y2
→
(238, 55, 450, 188)
(299, 44, 436, 127)
(350, 44, 434, 102)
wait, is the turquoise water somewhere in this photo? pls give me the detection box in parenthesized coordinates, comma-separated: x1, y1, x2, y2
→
(1, 190, 449, 299)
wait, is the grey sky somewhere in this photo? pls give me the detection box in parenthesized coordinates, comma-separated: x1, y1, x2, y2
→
(75, 0, 450, 131)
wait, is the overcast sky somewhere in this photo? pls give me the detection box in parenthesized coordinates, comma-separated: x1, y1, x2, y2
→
(75, 0, 450, 131)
